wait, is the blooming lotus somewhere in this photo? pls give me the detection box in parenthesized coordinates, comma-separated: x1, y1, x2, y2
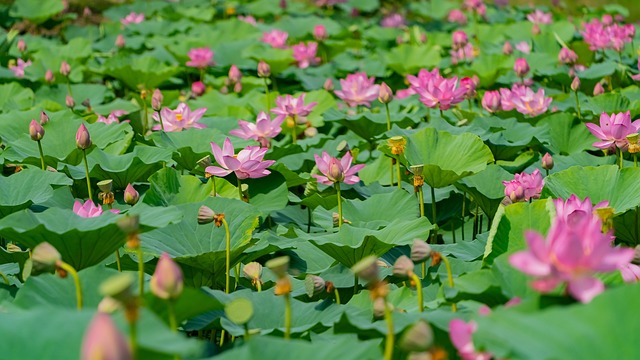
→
(312, 151, 365, 185)
(450, 43, 475, 65)
(9, 59, 31, 78)
(509, 214, 634, 303)
(186, 48, 214, 69)
(527, 9, 552, 25)
(621, 263, 640, 283)
(462, 0, 486, 16)
(554, 195, 609, 226)
(121, 12, 144, 25)
(97, 110, 128, 125)
(334, 72, 380, 108)
(152, 103, 207, 132)
(414, 73, 466, 110)
(381, 13, 406, 28)
(73, 200, 103, 218)
(502, 168, 544, 203)
(230, 112, 283, 148)
(237, 15, 257, 26)
(449, 319, 492, 360)
(515, 41, 531, 54)
(581, 18, 635, 52)
(292, 42, 320, 69)
(447, 9, 467, 25)
(585, 111, 640, 150)
(271, 94, 317, 124)
(205, 137, 275, 179)
(508, 85, 552, 116)
(558, 48, 578, 64)
(261, 29, 288, 49)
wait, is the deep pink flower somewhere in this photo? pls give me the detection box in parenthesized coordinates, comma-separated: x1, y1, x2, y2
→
(482, 90, 501, 113)
(292, 42, 320, 69)
(334, 72, 380, 108)
(449, 319, 493, 360)
(452, 31, 468, 50)
(152, 103, 207, 132)
(585, 111, 640, 151)
(582, 19, 634, 52)
(414, 72, 467, 110)
(460, 76, 478, 99)
(312, 151, 364, 185)
(230, 112, 283, 148)
(261, 30, 288, 49)
(509, 215, 634, 303)
(121, 12, 144, 25)
(447, 9, 467, 25)
(407, 68, 440, 91)
(205, 138, 275, 179)
(509, 86, 552, 117)
(554, 195, 609, 226)
(514, 58, 530, 77)
(313, 25, 327, 41)
(74, 200, 103, 217)
(97, 110, 129, 125)
(271, 94, 317, 124)
(502, 168, 543, 203)
(527, 9, 552, 25)
(10, 59, 31, 78)
(186, 48, 214, 69)
(381, 13, 406, 28)
(192, 81, 206, 96)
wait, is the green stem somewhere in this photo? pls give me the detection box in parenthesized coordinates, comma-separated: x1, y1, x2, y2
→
(617, 147, 623, 169)
(264, 78, 271, 111)
(284, 294, 291, 340)
(574, 91, 581, 120)
(396, 161, 402, 190)
(115, 249, 122, 272)
(439, 109, 443, 117)
(336, 182, 343, 228)
(167, 300, 178, 332)
(384, 103, 391, 131)
(334, 288, 341, 305)
(409, 273, 423, 312)
(235, 263, 240, 291)
(291, 122, 297, 144)
(222, 218, 231, 294)
(0, 271, 9, 285)
(440, 256, 457, 312)
(467, 98, 472, 112)
(383, 299, 394, 360)
(82, 150, 92, 202)
(67, 80, 73, 97)
(220, 330, 226, 346)
(129, 320, 138, 359)
(256, 281, 262, 292)
(137, 246, 144, 296)
(461, 192, 465, 241)
(430, 185, 437, 244)
(200, 68, 205, 82)
(237, 178, 244, 202)
(212, 177, 217, 197)
(389, 158, 394, 187)
(418, 186, 425, 217)
(635, 153, 638, 168)
(37, 140, 45, 170)
(142, 99, 148, 135)
(57, 261, 82, 310)
(158, 111, 165, 132)
(353, 274, 358, 297)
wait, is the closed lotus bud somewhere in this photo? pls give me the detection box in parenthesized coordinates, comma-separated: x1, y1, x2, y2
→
(31, 242, 61, 274)
(460, 77, 477, 99)
(76, 123, 92, 150)
(99, 273, 136, 304)
(514, 58, 529, 77)
(60, 61, 71, 76)
(393, 255, 415, 277)
(81, 313, 132, 360)
(40, 111, 49, 125)
(502, 41, 513, 55)
(98, 297, 122, 314)
(97, 179, 113, 193)
(452, 30, 468, 49)
(124, 183, 139, 205)
(378, 82, 393, 104)
(323, 78, 334, 91)
(152, 89, 163, 111)
(192, 81, 206, 97)
(45, 69, 54, 83)
(266, 256, 290, 279)
(304, 275, 326, 297)
(351, 255, 379, 282)
(327, 157, 345, 183)
(17, 39, 26, 53)
(66, 95, 75, 108)
(233, 81, 242, 93)
(399, 320, 434, 352)
(197, 205, 216, 224)
(481, 90, 501, 113)
(570, 76, 580, 92)
(541, 152, 554, 170)
(150, 253, 184, 300)
(313, 24, 327, 41)
(115, 34, 125, 48)
(257, 60, 270, 78)
(411, 239, 432, 263)
(593, 82, 604, 96)
(229, 65, 242, 83)
(29, 119, 45, 141)
(242, 262, 263, 281)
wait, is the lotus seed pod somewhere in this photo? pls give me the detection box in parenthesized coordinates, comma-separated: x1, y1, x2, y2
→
(351, 255, 379, 282)
(116, 214, 139, 235)
(97, 179, 113, 193)
(274, 276, 292, 295)
(266, 256, 290, 279)
(197, 205, 216, 224)
(411, 239, 432, 263)
(393, 255, 415, 277)
(99, 273, 136, 305)
(399, 320, 434, 352)
(373, 297, 392, 319)
(304, 275, 326, 297)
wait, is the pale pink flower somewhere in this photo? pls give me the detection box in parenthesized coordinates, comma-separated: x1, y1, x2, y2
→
(450, 43, 475, 64)
(97, 110, 129, 125)
(81, 313, 131, 360)
(292, 42, 320, 69)
(462, 0, 486, 16)
(334, 72, 380, 107)
(414, 72, 467, 110)
(554, 195, 609, 226)
(238, 15, 257, 26)
(449, 319, 493, 360)
(261, 30, 288, 49)
(621, 263, 640, 283)
(509, 86, 552, 117)
(527, 10, 552, 25)
(585, 111, 640, 151)
(186, 48, 214, 69)
(312, 151, 364, 185)
(271, 94, 317, 124)
(515, 41, 531, 54)
(205, 138, 275, 179)
(152, 103, 207, 132)
(121, 12, 144, 25)
(482, 90, 501, 113)
(381, 13, 406, 28)
(74, 200, 103, 218)
(230, 112, 283, 148)
(558, 48, 578, 64)
(9, 59, 31, 78)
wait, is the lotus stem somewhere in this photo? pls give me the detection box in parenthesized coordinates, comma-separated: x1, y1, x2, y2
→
(82, 149, 92, 201)
(220, 330, 226, 346)
(418, 186, 425, 217)
(264, 78, 271, 111)
(440, 255, 457, 312)
(284, 293, 291, 340)
(396, 161, 402, 190)
(200, 68, 205, 82)
(409, 273, 423, 312)
(235, 263, 241, 291)
(291, 122, 297, 144)
(439, 109, 443, 117)
(384, 102, 391, 131)
(461, 192, 466, 241)
(430, 185, 437, 244)
(617, 147, 623, 169)
(129, 319, 138, 358)
(37, 140, 45, 170)
(167, 300, 178, 331)
(573, 91, 581, 120)
(353, 274, 358, 296)
(211, 177, 217, 197)
(256, 280, 262, 292)
(158, 111, 165, 132)
(142, 98, 148, 135)
(137, 246, 145, 296)
(383, 298, 394, 360)
(57, 261, 82, 310)
(115, 249, 122, 272)
(0, 271, 9, 285)
(67, 80, 73, 97)
(222, 218, 231, 294)
(634, 153, 638, 168)
(390, 158, 394, 187)
(334, 288, 341, 305)
(336, 182, 343, 228)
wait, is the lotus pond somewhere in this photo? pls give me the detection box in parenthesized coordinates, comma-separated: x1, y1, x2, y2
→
(1, 0, 640, 359)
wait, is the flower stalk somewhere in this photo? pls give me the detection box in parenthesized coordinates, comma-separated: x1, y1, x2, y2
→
(336, 182, 343, 228)
(440, 255, 457, 312)
(82, 150, 92, 201)
(222, 218, 231, 294)
(57, 260, 83, 310)
(383, 299, 394, 360)
(37, 140, 45, 170)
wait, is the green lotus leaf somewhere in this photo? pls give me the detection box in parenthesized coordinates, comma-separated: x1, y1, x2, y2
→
(145, 287, 225, 325)
(9, 0, 64, 24)
(143, 167, 214, 206)
(323, 107, 422, 140)
(385, 44, 442, 75)
(0, 168, 72, 216)
(98, 54, 180, 90)
(0, 82, 34, 111)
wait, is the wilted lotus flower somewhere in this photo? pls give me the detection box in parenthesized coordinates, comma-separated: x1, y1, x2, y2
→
(76, 123, 92, 149)
(206, 137, 275, 179)
(121, 11, 144, 26)
(378, 82, 393, 104)
(292, 42, 320, 69)
(447, 9, 467, 25)
(32, 242, 61, 274)
(411, 239, 432, 263)
(271, 94, 317, 125)
(257, 60, 271, 78)
(481, 90, 501, 113)
(243, 262, 263, 283)
(586, 111, 640, 151)
(73, 200, 103, 217)
(541, 152, 554, 170)
(305, 275, 326, 297)
(152, 103, 207, 132)
(351, 255, 379, 282)
(150, 253, 184, 300)
(123, 184, 139, 205)
(593, 82, 605, 96)
(558, 48, 578, 64)
(334, 72, 380, 107)
(313, 24, 327, 41)
(230, 112, 283, 148)
(81, 313, 132, 360)
(449, 319, 491, 360)
(312, 151, 365, 185)
(392, 255, 415, 277)
(186, 47, 214, 69)
(29, 120, 45, 141)
(261, 29, 288, 49)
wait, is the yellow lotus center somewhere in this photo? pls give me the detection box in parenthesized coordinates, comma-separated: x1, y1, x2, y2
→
(176, 113, 183, 121)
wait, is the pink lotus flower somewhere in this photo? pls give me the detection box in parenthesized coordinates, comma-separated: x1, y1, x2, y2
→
(462, 0, 486, 16)
(502, 168, 544, 203)
(152, 103, 207, 132)
(150, 253, 184, 300)
(9, 59, 31, 78)
(292, 42, 320, 69)
(315, 0, 346, 7)
(558, 48, 578, 64)
(271, 94, 317, 124)
(621, 263, 640, 282)
(554, 195, 609, 226)
(452, 31, 468, 49)
(582, 19, 635, 52)
(449, 319, 492, 360)
(261, 30, 288, 49)
(312, 151, 364, 185)
(509, 85, 552, 117)
(514, 58, 530, 78)
(381, 13, 406, 28)
(192, 81, 206, 96)
(407, 68, 440, 91)
(414, 72, 467, 110)
(515, 41, 531, 54)
(460, 76, 478, 99)
(186, 48, 214, 69)
(97, 110, 128, 125)
(482, 90, 501, 113)
(238, 15, 257, 26)
(205, 138, 275, 179)
(585, 111, 640, 151)
(230, 112, 283, 148)
(81, 313, 131, 360)
(121, 12, 144, 25)
(509, 214, 634, 303)
(450, 43, 475, 65)
(313, 25, 327, 41)
(447, 9, 467, 25)
(73, 200, 103, 217)
(527, 9, 552, 25)
(593, 82, 605, 96)
(334, 72, 380, 108)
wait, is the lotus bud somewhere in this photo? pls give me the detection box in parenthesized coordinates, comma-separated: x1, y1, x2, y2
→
(541, 152, 554, 170)
(97, 179, 113, 193)
(531, 23, 541, 35)
(451, 30, 468, 49)
(152, 89, 163, 111)
(570, 76, 580, 92)
(304, 126, 318, 138)
(593, 82, 604, 96)
(393, 255, 415, 277)
(31, 242, 61, 274)
(388, 136, 407, 155)
(509, 185, 525, 203)
(76, 123, 92, 150)
(502, 41, 513, 55)
(323, 78, 334, 91)
(351, 255, 378, 282)
(399, 320, 434, 352)
(40, 111, 49, 125)
(558, 48, 578, 64)
(98, 297, 122, 314)
(45, 69, 54, 83)
(17, 39, 26, 53)
(150, 253, 184, 300)
(266, 256, 290, 279)
(378, 82, 393, 104)
(313, 24, 327, 41)
(229, 65, 242, 83)
(29, 119, 45, 141)
(99, 273, 136, 305)
(233, 81, 242, 93)
(81, 313, 132, 360)
(514, 58, 529, 78)
(373, 297, 390, 319)
(460, 77, 477, 99)
(197, 205, 216, 224)
(66, 95, 75, 108)
(305, 275, 326, 297)
(481, 90, 501, 113)
(124, 183, 139, 205)
(242, 262, 263, 282)
(192, 81, 206, 97)
(60, 61, 71, 76)
(257, 60, 270, 78)
(411, 239, 432, 263)
(115, 34, 125, 48)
